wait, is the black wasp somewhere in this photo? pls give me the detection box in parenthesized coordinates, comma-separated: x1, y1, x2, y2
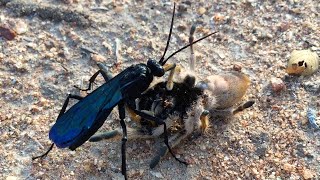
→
(33, 3, 217, 179)
(89, 24, 255, 169)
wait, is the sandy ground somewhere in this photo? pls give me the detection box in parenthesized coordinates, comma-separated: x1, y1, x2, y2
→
(1, 0, 319, 179)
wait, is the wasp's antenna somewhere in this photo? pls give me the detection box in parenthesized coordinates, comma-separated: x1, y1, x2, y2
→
(159, 3, 176, 65)
(189, 23, 197, 71)
(32, 143, 55, 160)
(162, 31, 217, 65)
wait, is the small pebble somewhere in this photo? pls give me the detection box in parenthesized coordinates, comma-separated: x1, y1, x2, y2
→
(302, 169, 314, 179)
(283, 163, 295, 172)
(270, 77, 286, 93)
(197, 7, 206, 15)
(6, 176, 18, 180)
(150, 171, 164, 178)
(13, 20, 28, 34)
(0, 26, 16, 40)
(91, 54, 106, 63)
(233, 64, 242, 72)
(213, 13, 224, 22)
(178, 4, 188, 13)
(307, 108, 319, 129)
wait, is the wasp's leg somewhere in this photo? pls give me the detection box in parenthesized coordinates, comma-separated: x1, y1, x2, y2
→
(74, 70, 103, 91)
(149, 110, 209, 168)
(89, 105, 156, 143)
(163, 63, 176, 91)
(74, 63, 113, 91)
(90, 105, 172, 141)
(118, 101, 128, 180)
(89, 129, 121, 142)
(126, 102, 176, 137)
(58, 94, 84, 118)
(32, 143, 54, 160)
(32, 94, 83, 160)
(150, 130, 188, 169)
(125, 105, 142, 124)
(126, 104, 163, 127)
(97, 62, 113, 81)
(189, 23, 196, 71)
(90, 126, 161, 142)
(132, 109, 188, 166)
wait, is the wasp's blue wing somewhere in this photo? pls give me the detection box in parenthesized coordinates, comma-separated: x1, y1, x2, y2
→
(49, 78, 123, 148)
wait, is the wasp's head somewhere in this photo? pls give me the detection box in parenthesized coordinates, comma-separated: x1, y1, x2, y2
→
(147, 59, 165, 77)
